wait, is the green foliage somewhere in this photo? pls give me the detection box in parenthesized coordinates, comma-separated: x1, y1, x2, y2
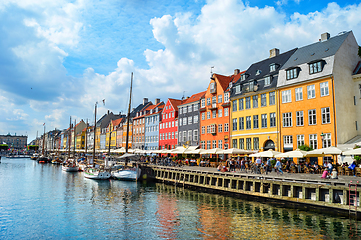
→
(298, 144, 313, 151)
(270, 159, 276, 167)
(354, 155, 361, 165)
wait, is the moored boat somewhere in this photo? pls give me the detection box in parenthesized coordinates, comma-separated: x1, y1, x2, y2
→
(62, 158, 79, 172)
(84, 167, 111, 180)
(111, 166, 141, 181)
(37, 155, 51, 163)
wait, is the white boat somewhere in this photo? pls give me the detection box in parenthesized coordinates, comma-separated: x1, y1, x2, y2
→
(84, 168, 111, 180)
(112, 166, 141, 181)
(62, 158, 79, 172)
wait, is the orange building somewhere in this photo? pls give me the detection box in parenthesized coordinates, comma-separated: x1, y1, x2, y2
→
(200, 70, 242, 150)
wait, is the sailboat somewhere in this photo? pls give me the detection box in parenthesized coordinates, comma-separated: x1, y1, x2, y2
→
(84, 102, 111, 180)
(38, 124, 51, 163)
(111, 72, 141, 181)
(62, 117, 79, 172)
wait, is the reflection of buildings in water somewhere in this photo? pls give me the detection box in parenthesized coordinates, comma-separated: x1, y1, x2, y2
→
(154, 183, 357, 239)
(155, 193, 179, 239)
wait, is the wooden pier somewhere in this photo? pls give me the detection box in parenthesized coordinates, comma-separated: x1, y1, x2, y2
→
(141, 165, 361, 219)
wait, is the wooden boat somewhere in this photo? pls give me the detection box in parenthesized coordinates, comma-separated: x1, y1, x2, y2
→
(37, 155, 51, 163)
(84, 167, 111, 180)
(62, 159, 79, 172)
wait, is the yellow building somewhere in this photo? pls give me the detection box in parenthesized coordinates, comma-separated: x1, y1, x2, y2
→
(230, 48, 297, 152)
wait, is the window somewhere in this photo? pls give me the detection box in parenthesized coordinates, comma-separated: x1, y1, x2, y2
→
(295, 87, 303, 101)
(201, 112, 205, 120)
(201, 99, 205, 108)
(212, 96, 216, 104)
(194, 103, 198, 111)
(308, 109, 316, 125)
(188, 116, 192, 125)
(261, 94, 267, 107)
(206, 125, 210, 134)
(283, 112, 292, 127)
(239, 138, 244, 149)
(240, 74, 246, 81)
(307, 85, 315, 99)
(218, 140, 223, 149)
(172, 132, 174, 139)
(269, 91, 275, 105)
(282, 90, 291, 103)
(182, 131, 187, 142)
(321, 107, 330, 124)
(309, 61, 322, 74)
(212, 110, 216, 118)
(218, 124, 223, 132)
(252, 95, 258, 108)
(264, 76, 271, 86)
(232, 100, 237, 112)
(253, 137, 259, 150)
(322, 133, 331, 148)
(261, 114, 267, 128)
(239, 117, 244, 130)
(297, 135, 304, 147)
(183, 117, 187, 125)
(201, 141, 205, 149)
(207, 111, 211, 119)
(194, 115, 199, 124)
(245, 97, 251, 109)
(188, 130, 192, 141)
(224, 108, 229, 117)
(201, 126, 205, 134)
(286, 68, 298, 80)
(218, 109, 222, 118)
(239, 99, 244, 110)
(320, 82, 329, 97)
(284, 135, 293, 146)
(296, 111, 304, 126)
(207, 98, 211, 105)
(224, 123, 229, 132)
(253, 115, 259, 129)
(232, 118, 238, 131)
(235, 85, 241, 93)
(270, 64, 276, 72)
(212, 140, 217, 149)
(193, 130, 198, 141)
(249, 81, 254, 91)
(207, 141, 211, 149)
(179, 107, 182, 114)
(224, 92, 230, 102)
(246, 138, 252, 150)
(172, 121, 174, 127)
(218, 95, 222, 103)
(309, 134, 317, 149)
(188, 105, 192, 112)
(232, 139, 237, 148)
(246, 116, 252, 129)
(224, 143, 229, 150)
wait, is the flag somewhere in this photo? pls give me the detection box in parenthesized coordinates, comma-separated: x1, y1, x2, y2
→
(102, 99, 105, 105)
(43, 123, 45, 126)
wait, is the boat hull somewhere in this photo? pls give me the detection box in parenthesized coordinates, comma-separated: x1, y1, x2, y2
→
(112, 168, 141, 181)
(84, 170, 111, 180)
(62, 166, 79, 172)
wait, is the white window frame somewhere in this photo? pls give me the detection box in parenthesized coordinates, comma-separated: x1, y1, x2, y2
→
(282, 112, 292, 127)
(282, 90, 291, 103)
(320, 82, 329, 97)
(295, 87, 303, 101)
(321, 107, 331, 124)
(307, 85, 315, 99)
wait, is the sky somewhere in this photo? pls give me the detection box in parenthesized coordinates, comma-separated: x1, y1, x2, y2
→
(0, 0, 361, 143)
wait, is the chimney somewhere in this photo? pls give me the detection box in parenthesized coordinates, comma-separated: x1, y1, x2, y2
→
(107, 110, 110, 115)
(155, 98, 160, 104)
(234, 69, 240, 75)
(269, 48, 280, 58)
(143, 98, 148, 105)
(321, 32, 330, 41)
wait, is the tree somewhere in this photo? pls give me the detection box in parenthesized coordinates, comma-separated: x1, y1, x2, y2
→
(298, 144, 313, 151)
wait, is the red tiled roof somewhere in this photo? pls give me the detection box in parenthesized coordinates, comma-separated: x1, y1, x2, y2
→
(180, 91, 206, 105)
(213, 70, 246, 92)
(168, 98, 183, 111)
(112, 118, 123, 126)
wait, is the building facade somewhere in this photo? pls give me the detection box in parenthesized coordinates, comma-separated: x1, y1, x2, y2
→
(159, 98, 182, 150)
(144, 101, 164, 150)
(0, 134, 27, 150)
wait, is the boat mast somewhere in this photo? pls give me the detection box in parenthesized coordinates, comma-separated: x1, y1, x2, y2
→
(108, 123, 111, 156)
(92, 103, 97, 167)
(85, 119, 88, 156)
(68, 116, 71, 158)
(42, 124, 45, 156)
(73, 119, 76, 158)
(125, 72, 133, 154)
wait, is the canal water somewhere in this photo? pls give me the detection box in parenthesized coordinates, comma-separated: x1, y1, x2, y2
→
(0, 158, 360, 239)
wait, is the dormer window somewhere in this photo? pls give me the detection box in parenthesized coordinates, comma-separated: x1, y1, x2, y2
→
(264, 76, 271, 86)
(249, 81, 254, 91)
(270, 63, 276, 72)
(240, 74, 246, 81)
(256, 70, 262, 75)
(150, 109, 153, 114)
(309, 60, 324, 74)
(210, 82, 216, 93)
(235, 84, 241, 93)
(286, 68, 299, 80)
(229, 82, 233, 88)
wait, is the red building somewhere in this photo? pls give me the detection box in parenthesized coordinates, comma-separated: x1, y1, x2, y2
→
(159, 98, 183, 150)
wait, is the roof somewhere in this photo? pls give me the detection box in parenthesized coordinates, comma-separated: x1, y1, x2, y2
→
(144, 102, 165, 117)
(353, 61, 361, 75)
(168, 98, 183, 111)
(281, 31, 351, 70)
(111, 118, 123, 126)
(179, 91, 206, 105)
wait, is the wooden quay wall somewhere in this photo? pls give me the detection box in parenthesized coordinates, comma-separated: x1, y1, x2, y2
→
(142, 165, 361, 219)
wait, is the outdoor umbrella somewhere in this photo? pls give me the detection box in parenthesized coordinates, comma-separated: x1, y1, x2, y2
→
(170, 146, 188, 154)
(275, 149, 309, 158)
(222, 148, 253, 155)
(307, 146, 343, 156)
(342, 148, 361, 155)
(250, 149, 282, 158)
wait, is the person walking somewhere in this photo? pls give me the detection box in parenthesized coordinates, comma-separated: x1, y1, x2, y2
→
(275, 159, 283, 175)
(266, 158, 271, 174)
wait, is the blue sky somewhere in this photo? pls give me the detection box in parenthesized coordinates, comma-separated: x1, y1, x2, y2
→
(0, 0, 360, 142)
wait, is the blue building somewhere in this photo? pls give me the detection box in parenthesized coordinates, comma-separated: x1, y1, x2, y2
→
(144, 101, 164, 151)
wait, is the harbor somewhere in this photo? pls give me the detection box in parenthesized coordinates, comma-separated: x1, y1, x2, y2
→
(0, 157, 360, 239)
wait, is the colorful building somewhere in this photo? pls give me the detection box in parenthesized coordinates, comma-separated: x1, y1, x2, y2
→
(200, 71, 241, 150)
(230, 48, 297, 152)
(144, 100, 164, 151)
(159, 98, 183, 150)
